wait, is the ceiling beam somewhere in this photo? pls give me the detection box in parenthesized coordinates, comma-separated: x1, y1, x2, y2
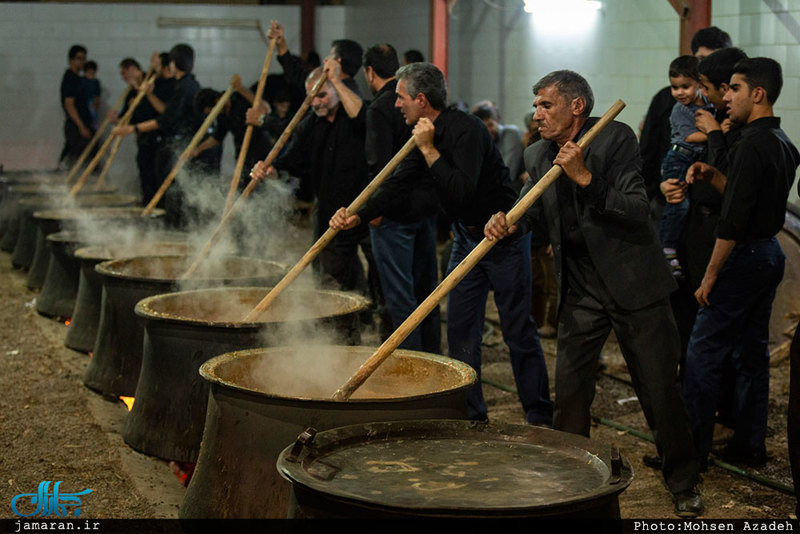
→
(668, 0, 712, 54)
(430, 0, 452, 78)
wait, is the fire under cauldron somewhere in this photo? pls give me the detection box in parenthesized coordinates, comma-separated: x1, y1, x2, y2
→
(123, 287, 370, 464)
(180, 346, 477, 519)
(277, 419, 633, 519)
(24, 200, 140, 289)
(66, 237, 191, 354)
(83, 255, 289, 398)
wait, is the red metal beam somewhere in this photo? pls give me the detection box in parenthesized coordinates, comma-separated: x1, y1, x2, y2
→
(668, 0, 712, 55)
(301, 0, 315, 59)
(429, 0, 450, 79)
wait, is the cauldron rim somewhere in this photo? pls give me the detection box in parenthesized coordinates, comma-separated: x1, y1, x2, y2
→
(46, 230, 82, 244)
(17, 193, 130, 209)
(0, 172, 63, 183)
(277, 419, 634, 514)
(74, 241, 191, 262)
(134, 285, 370, 328)
(198, 346, 477, 404)
(94, 254, 288, 284)
(32, 204, 158, 221)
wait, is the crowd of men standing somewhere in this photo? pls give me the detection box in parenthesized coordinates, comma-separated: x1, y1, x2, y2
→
(60, 22, 800, 518)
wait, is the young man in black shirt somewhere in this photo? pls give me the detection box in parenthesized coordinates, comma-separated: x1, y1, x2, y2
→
(59, 44, 94, 168)
(111, 57, 172, 205)
(113, 44, 200, 227)
(682, 57, 800, 469)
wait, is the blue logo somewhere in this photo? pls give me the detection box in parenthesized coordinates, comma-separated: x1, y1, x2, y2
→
(10, 481, 92, 517)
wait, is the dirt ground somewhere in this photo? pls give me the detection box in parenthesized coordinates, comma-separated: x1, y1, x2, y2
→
(0, 217, 798, 524)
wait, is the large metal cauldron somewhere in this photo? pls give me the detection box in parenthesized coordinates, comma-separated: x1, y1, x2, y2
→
(0, 175, 66, 239)
(9, 192, 128, 269)
(36, 231, 83, 318)
(83, 255, 289, 397)
(25, 201, 143, 290)
(277, 419, 633, 519)
(123, 287, 370, 463)
(180, 346, 476, 519)
(66, 237, 191, 353)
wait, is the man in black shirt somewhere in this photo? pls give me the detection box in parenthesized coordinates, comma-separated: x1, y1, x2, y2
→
(329, 44, 441, 354)
(485, 70, 704, 517)
(192, 78, 272, 184)
(251, 63, 369, 296)
(114, 44, 200, 227)
(682, 57, 799, 469)
(59, 44, 94, 168)
(268, 20, 363, 99)
(111, 57, 173, 205)
(359, 62, 552, 426)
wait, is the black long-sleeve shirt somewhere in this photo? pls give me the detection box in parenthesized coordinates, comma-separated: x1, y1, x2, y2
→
(212, 92, 273, 171)
(356, 79, 439, 223)
(122, 77, 175, 124)
(372, 106, 515, 229)
(639, 86, 673, 202)
(717, 116, 799, 242)
(156, 73, 200, 140)
(277, 52, 361, 97)
(274, 105, 368, 236)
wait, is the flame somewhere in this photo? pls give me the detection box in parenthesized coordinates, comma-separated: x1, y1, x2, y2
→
(88, 351, 93, 358)
(120, 396, 135, 411)
(64, 319, 71, 326)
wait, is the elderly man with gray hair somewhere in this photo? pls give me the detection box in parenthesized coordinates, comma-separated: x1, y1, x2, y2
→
(484, 69, 704, 518)
(333, 62, 553, 428)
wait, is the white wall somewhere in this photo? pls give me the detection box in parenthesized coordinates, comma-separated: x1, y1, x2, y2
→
(343, 0, 430, 62)
(444, 0, 800, 205)
(2, 1, 799, 203)
(447, 1, 676, 138)
(341, 0, 430, 98)
(0, 2, 346, 194)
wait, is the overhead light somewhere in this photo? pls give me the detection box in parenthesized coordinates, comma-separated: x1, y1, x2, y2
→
(524, 0, 602, 35)
(523, 0, 602, 14)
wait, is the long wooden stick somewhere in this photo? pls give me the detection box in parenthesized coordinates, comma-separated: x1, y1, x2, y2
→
(65, 87, 131, 184)
(93, 68, 158, 190)
(69, 74, 156, 197)
(242, 136, 417, 321)
(225, 38, 276, 213)
(94, 126, 130, 190)
(180, 72, 328, 279)
(141, 79, 237, 216)
(332, 99, 627, 401)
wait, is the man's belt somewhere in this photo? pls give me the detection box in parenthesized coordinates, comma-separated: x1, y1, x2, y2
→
(670, 144, 696, 158)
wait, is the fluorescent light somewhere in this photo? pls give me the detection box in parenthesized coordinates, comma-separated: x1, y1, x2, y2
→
(523, 0, 602, 13)
(524, 0, 602, 34)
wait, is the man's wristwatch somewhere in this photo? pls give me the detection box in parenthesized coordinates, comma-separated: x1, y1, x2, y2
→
(257, 114, 266, 127)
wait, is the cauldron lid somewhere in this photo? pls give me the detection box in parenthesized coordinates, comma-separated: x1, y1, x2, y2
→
(277, 419, 632, 513)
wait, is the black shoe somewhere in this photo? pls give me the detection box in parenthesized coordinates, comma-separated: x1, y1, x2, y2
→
(643, 454, 662, 469)
(714, 445, 768, 468)
(673, 486, 703, 518)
